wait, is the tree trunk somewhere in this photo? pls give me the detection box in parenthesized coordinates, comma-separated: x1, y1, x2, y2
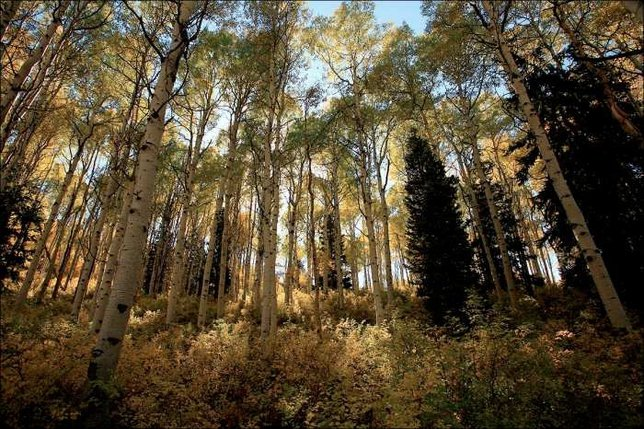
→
(479, 0, 631, 330)
(71, 178, 117, 322)
(357, 152, 384, 324)
(167, 108, 208, 323)
(88, 1, 200, 384)
(307, 144, 322, 339)
(197, 186, 224, 329)
(90, 180, 133, 334)
(469, 126, 518, 308)
(456, 152, 504, 301)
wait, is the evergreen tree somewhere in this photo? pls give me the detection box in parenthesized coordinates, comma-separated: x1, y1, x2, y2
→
(404, 131, 475, 324)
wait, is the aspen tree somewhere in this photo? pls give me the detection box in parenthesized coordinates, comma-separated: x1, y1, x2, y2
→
(197, 186, 224, 328)
(369, 117, 395, 306)
(311, 2, 386, 324)
(90, 180, 133, 334)
(475, 0, 631, 330)
(166, 103, 211, 324)
(71, 177, 118, 321)
(468, 118, 518, 308)
(88, 1, 202, 384)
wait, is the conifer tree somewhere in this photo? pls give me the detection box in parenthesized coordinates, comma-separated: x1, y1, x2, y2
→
(404, 131, 475, 324)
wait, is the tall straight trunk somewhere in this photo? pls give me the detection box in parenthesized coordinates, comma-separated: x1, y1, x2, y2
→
(50, 208, 82, 299)
(322, 218, 330, 293)
(167, 109, 208, 323)
(268, 189, 280, 339)
(197, 186, 224, 328)
(91, 218, 115, 306)
(353, 76, 384, 323)
(49, 154, 102, 304)
(35, 220, 67, 302)
(469, 130, 517, 308)
(242, 193, 255, 302)
(307, 144, 322, 338)
(252, 234, 264, 313)
(349, 223, 359, 292)
(357, 152, 384, 324)
(216, 120, 242, 318)
(331, 177, 344, 306)
(71, 178, 117, 322)
(259, 30, 281, 349)
(479, 0, 631, 330)
(0, 0, 70, 127)
(371, 142, 394, 306)
(455, 152, 504, 301)
(90, 180, 133, 334)
(284, 160, 303, 306)
(89, 1, 200, 384)
(36, 150, 91, 301)
(16, 126, 93, 304)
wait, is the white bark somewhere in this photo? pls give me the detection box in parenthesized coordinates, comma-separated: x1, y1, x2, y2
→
(89, 1, 201, 383)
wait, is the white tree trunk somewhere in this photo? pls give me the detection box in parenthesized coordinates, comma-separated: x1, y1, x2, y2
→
(88, 1, 200, 383)
(71, 178, 117, 321)
(197, 186, 224, 328)
(470, 129, 518, 309)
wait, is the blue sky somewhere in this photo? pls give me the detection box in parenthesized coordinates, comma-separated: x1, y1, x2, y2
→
(306, 1, 425, 33)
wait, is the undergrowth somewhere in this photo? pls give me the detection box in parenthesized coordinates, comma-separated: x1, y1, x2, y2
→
(1, 288, 642, 428)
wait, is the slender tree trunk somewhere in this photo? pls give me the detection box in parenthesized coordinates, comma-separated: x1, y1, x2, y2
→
(71, 179, 117, 322)
(469, 128, 517, 308)
(88, 1, 200, 384)
(455, 153, 504, 301)
(307, 144, 322, 338)
(197, 186, 224, 328)
(90, 180, 133, 334)
(332, 176, 344, 306)
(357, 152, 384, 324)
(167, 109, 208, 322)
(51, 209, 82, 299)
(479, 0, 631, 330)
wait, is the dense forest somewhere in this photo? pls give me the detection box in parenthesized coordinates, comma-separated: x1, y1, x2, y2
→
(1, 1, 643, 427)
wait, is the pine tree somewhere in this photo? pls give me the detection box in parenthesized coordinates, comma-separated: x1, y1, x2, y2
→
(404, 132, 475, 324)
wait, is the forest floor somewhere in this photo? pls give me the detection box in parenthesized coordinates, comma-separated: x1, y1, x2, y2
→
(1, 287, 642, 428)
